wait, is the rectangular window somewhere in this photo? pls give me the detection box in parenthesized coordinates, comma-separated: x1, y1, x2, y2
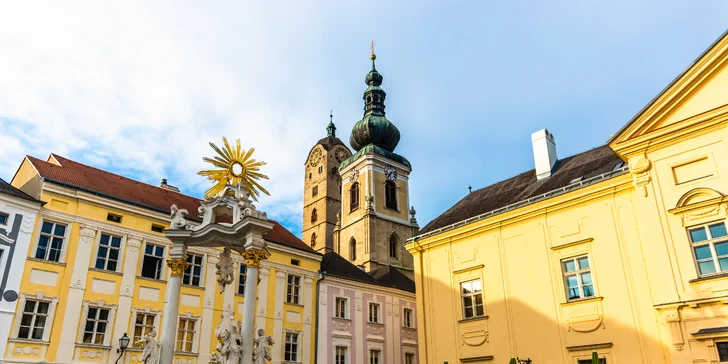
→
(562, 255, 595, 301)
(82, 307, 110, 344)
(151, 224, 165, 233)
(35, 221, 66, 262)
(176, 318, 196, 352)
(17, 299, 49, 340)
(405, 353, 415, 364)
(403, 308, 413, 328)
(238, 264, 247, 295)
(312, 186, 318, 197)
(0, 212, 8, 225)
(106, 213, 122, 223)
(368, 302, 380, 323)
(461, 280, 484, 319)
(369, 349, 380, 364)
(335, 346, 347, 364)
(133, 313, 156, 343)
(689, 222, 728, 276)
(718, 341, 728, 361)
(286, 275, 301, 304)
(95, 234, 121, 271)
(183, 253, 203, 286)
(284, 332, 299, 362)
(141, 244, 165, 280)
(335, 297, 347, 319)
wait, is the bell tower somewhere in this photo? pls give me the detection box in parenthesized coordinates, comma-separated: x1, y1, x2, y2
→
(302, 114, 352, 253)
(334, 50, 419, 277)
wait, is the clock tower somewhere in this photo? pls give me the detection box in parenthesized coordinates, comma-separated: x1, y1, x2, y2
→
(302, 115, 352, 253)
(334, 51, 419, 277)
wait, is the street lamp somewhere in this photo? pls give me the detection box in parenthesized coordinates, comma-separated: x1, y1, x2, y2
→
(115, 333, 131, 364)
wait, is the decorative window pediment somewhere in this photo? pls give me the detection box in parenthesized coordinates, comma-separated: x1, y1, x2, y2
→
(669, 188, 728, 226)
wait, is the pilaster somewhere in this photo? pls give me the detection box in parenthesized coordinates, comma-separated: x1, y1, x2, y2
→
(56, 225, 97, 363)
(355, 290, 364, 364)
(256, 267, 270, 332)
(200, 255, 219, 361)
(272, 270, 286, 364)
(111, 235, 142, 353)
(302, 277, 313, 363)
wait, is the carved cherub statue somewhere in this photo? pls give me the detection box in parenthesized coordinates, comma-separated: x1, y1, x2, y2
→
(170, 204, 189, 230)
(252, 329, 274, 364)
(137, 331, 160, 364)
(215, 247, 235, 293)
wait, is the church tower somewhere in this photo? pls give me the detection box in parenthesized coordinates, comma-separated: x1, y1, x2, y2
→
(334, 50, 419, 276)
(302, 115, 352, 253)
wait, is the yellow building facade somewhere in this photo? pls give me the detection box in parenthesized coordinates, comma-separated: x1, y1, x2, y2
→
(407, 31, 728, 364)
(5, 154, 321, 364)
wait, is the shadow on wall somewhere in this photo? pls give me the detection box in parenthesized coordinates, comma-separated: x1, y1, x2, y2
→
(418, 276, 671, 364)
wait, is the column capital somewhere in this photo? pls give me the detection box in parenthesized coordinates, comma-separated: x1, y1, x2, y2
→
(241, 249, 267, 268)
(167, 258, 189, 276)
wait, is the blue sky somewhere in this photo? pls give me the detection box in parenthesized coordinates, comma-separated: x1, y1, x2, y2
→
(0, 1, 726, 236)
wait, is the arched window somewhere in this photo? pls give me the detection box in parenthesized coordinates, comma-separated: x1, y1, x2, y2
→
(350, 182, 360, 211)
(311, 208, 318, 223)
(389, 233, 399, 258)
(350, 238, 357, 261)
(311, 233, 317, 247)
(385, 180, 397, 210)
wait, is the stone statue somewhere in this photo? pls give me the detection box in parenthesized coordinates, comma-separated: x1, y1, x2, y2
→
(365, 194, 374, 211)
(252, 329, 274, 364)
(170, 204, 190, 230)
(335, 211, 341, 229)
(216, 247, 235, 293)
(215, 313, 242, 364)
(136, 331, 160, 364)
(208, 351, 221, 364)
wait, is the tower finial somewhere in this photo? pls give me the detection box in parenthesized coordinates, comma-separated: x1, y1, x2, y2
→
(326, 110, 336, 137)
(370, 40, 376, 60)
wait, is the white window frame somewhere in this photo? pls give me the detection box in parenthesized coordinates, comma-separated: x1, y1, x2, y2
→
(335, 346, 348, 364)
(688, 221, 728, 276)
(369, 349, 381, 364)
(140, 242, 166, 280)
(77, 301, 117, 347)
(93, 232, 124, 272)
(12, 293, 59, 342)
(131, 310, 160, 343)
(403, 308, 413, 328)
(286, 274, 301, 304)
(335, 296, 348, 319)
(404, 352, 416, 364)
(33, 219, 70, 263)
(561, 255, 596, 301)
(183, 252, 205, 287)
(460, 279, 485, 319)
(176, 316, 197, 353)
(284, 331, 300, 362)
(368, 302, 380, 323)
(0, 211, 9, 226)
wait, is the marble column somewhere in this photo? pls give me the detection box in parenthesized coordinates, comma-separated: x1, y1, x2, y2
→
(56, 225, 97, 363)
(159, 243, 187, 364)
(199, 255, 219, 361)
(241, 249, 266, 364)
(111, 236, 142, 353)
(255, 267, 270, 332)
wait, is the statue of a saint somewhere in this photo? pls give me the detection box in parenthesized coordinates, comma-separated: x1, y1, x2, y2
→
(170, 204, 190, 230)
(216, 247, 235, 293)
(136, 331, 160, 364)
(219, 324, 242, 364)
(252, 329, 274, 364)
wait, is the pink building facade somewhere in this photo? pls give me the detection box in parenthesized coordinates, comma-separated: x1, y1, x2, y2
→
(316, 252, 418, 364)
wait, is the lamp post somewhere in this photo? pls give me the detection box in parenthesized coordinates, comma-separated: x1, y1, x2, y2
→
(115, 333, 130, 364)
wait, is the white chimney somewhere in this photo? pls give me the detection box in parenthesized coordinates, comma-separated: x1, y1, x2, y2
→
(531, 128, 558, 180)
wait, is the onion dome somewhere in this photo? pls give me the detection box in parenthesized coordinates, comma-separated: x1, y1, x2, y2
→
(349, 53, 401, 152)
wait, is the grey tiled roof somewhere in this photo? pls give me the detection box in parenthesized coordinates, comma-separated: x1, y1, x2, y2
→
(320, 252, 415, 293)
(0, 178, 42, 204)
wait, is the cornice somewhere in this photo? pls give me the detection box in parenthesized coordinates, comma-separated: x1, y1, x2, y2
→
(339, 153, 412, 175)
(322, 275, 416, 300)
(408, 175, 632, 252)
(40, 209, 171, 246)
(265, 242, 323, 262)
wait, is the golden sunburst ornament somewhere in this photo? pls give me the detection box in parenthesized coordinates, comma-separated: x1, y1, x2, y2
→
(198, 137, 270, 201)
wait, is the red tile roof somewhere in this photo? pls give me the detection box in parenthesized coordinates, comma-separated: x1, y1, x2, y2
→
(27, 154, 317, 254)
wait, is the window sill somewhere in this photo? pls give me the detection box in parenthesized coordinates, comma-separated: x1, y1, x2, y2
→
(333, 317, 351, 321)
(561, 296, 603, 306)
(8, 338, 50, 345)
(349, 207, 360, 214)
(458, 315, 488, 323)
(182, 284, 205, 291)
(367, 321, 384, 326)
(174, 351, 198, 356)
(136, 276, 167, 284)
(689, 272, 728, 283)
(402, 326, 416, 330)
(26, 257, 66, 267)
(285, 302, 304, 308)
(383, 206, 401, 213)
(75, 343, 111, 349)
(88, 267, 123, 276)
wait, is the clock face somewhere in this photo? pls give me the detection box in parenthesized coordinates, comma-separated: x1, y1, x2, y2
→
(309, 149, 322, 167)
(384, 166, 397, 181)
(335, 148, 350, 163)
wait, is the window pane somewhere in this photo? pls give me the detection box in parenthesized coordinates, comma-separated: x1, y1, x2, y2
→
(38, 302, 49, 314)
(83, 332, 93, 343)
(99, 309, 109, 321)
(18, 326, 30, 339)
(719, 258, 728, 272)
(32, 327, 44, 340)
(464, 307, 473, 318)
(109, 248, 119, 261)
(563, 259, 576, 272)
(715, 242, 728, 256)
(475, 305, 484, 316)
(20, 314, 32, 326)
(577, 256, 590, 269)
(145, 245, 153, 255)
(471, 280, 482, 292)
(583, 285, 595, 297)
(474, 295, 483, 305)
(54, 224, 66, 236)
(100, 234, 110, 246)
(566, 275, 579, 288)
(710, 223, 728, 239)
(690, 227, 709, 242)
(41, 222, 53, 234)
(581, 272, 593, 285)
(155, 246, 164, 256)
(36, 236, 49, 259)
(461, 282, 471, 295)
(111, 236, 122, 247)
(463, 296, 473, 308)
(699, 261, 717, 275)
(567, 288, 580, 299)
(694, 245, 714, 260)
